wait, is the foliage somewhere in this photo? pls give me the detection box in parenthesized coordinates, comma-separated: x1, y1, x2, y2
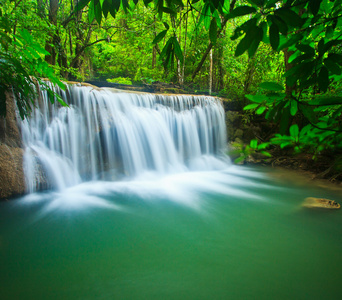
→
(230, 139, 271, 164)
(107, 77, 133, 84)
(0, 4, 65, 119)
(1, 0, 341, 161)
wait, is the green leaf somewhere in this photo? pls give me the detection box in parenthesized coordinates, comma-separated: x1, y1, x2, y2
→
(310, 96, 342, 106)
(256, 106, 266, 114)
(94, 1, 102, 24)
(328, 53, 342, 65)
(172, 37, 183, 64)
(248, 27, 263, 57)
(235, 21, 261, 57)
(309, 0, 322, 16)
(259, 82, 284, 91)
(275, 8, 304, 28)
(269, 23, 279, 50)
(301, 105, 318, 123)
(290, 100, 298, 116)
(257, 143, 269, 150)
(245, 94, 266, 103)
(235, 34, 250, 57)
(231, 5, 257, 17)
(76, 0, 91, 12)
(291, 53, 315, 64)
(280, 141, 294, 149)
(279, 33, 303, 50)
(246, 0, 265, 7)
(102, 0, 109, 18)
(121, 0, 130, 11)
(243, 103, 259, 110)
(153, 30, 167, 44)
(163, 22, 170, 30)
(260, 151, 272, 157)
(250, 139, 258, 149)
(88, 0, 95, 22)
(160, 38, 173, 59)
(271, 15, 288, 35)
(318, 66, 329, 92)
(296, 43, 315, 55)
(290, 124, 299, 138)
(234, 156, 246, 164)
(209, 19, 218, 45)
(324, 57, 341, 75)
(113, 0, 121, 12)
(162, 7, 176, 15)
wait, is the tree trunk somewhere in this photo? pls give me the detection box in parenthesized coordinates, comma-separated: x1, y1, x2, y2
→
(209, 49, 213, 95)
(191, 0, 237, 81)
(181, 4, 189, 87)
(45, 0, 59, 65)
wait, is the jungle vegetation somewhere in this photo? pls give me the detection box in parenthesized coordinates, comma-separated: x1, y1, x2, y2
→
(1, 0, 342, 169)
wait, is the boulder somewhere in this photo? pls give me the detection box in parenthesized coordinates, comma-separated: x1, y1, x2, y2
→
(302, 197, 340, 209)
(0, 145, 25, 199)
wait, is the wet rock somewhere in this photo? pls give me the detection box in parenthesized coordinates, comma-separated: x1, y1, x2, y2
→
(0, 145, 25, 199)
(0, 91, 26, 200)
(302, 197, 340, 209)
(234, 129, 244, 139)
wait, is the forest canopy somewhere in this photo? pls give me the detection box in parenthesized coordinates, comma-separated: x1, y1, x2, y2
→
(1, 0, 342, 160)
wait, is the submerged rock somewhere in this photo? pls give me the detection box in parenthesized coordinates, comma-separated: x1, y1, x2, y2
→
(303, 197, 340, 209)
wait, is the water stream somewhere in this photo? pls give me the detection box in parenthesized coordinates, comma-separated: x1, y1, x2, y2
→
(1, 85, 342, 299)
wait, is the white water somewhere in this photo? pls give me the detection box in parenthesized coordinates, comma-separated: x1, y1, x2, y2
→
(20, 84, 229, 193)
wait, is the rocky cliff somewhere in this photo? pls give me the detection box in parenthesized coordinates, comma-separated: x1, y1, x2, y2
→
(0, 91, 25, 199)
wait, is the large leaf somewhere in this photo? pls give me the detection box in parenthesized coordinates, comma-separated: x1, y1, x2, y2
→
(75, 0, 91, 12)
(318, 66, 329, 92)
(245, 94, 267, 103)
(270, 15, 288, 35)
(209, 19, 218, 45)
(289, 124, 299, 139)
(278, 33, 303, 50)
(310, 96, 342, 106)
(243, 103, 259, 110)
(94, 1, 102, 24)
(231, 5, 256, 17)
(269, 23, 279, 50)
(259, 82, 284, 91)
(248, 26, 263, 57)
(235, 34, 251, 57)
(88, 0, 95, 22)
(235, 21, 261, 57)
(172, 37, 183, 64)
(153, 30, 167, 44)
(324, 57, 341, 75)
(275, 7, 304, 28)
(296, 43, 315, 55)
(309, 0, 322, 16)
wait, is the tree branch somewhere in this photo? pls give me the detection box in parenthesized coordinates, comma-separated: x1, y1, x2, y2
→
(191, 0, 237, 81)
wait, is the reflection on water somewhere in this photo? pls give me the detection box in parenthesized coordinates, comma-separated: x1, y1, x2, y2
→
(1, 166, 342, 300)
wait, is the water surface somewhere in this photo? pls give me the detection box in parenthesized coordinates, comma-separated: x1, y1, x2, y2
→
(1, 166, 342, 299)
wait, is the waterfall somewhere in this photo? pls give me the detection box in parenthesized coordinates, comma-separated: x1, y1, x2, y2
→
(20, 84, 229, 192)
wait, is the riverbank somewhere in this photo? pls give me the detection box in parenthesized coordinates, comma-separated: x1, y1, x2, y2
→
(244, 150, 342, 191)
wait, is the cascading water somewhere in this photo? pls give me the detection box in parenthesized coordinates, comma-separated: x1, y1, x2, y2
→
(20, 83, 229, 193)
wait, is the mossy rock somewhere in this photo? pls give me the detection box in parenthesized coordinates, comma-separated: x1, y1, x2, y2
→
(303, 197, 340, 209)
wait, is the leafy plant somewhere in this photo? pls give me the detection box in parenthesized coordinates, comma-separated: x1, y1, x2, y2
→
(230, 139, 271, 164)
